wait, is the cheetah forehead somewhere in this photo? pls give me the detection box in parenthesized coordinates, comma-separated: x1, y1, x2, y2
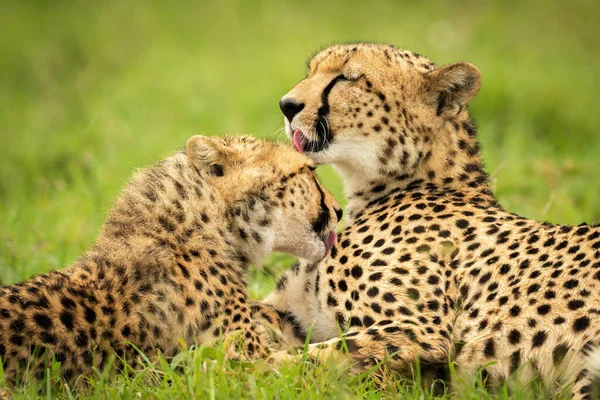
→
(253, 142, 315, 177)
(213, 135, 314, 175)
(307, 43, 436, 77)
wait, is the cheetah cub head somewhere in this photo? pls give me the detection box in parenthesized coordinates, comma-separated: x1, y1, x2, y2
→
(186, 135, 341, 263)
(279, 43, 482, 193)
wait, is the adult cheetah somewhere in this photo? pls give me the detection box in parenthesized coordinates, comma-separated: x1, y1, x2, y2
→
(0, 135, 340, 384)
(264, 43, 600, 399)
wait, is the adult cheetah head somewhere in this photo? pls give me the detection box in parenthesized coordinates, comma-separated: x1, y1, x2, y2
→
(279, 43, 482, 189)
(186, 135, 340, 261)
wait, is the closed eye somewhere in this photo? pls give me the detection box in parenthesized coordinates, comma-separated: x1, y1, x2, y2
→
(343, 73, 364, 82)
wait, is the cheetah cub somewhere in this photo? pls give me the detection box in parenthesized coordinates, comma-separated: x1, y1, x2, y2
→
(0, 135, 340, 384)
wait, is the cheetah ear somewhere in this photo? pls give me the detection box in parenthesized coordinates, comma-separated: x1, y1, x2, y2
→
(186, 135, 233, 177)
(425, 63, 481, 118)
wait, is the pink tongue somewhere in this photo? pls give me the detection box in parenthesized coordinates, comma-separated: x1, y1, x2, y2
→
(293, 129, 308, 153)
(324, 231, 337, 255)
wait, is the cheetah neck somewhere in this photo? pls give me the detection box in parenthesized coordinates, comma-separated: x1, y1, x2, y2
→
(340, 116, 495, 221)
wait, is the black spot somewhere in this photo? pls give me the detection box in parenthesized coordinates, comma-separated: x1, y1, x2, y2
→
(427, 300, 440, 311)
(509, 350, 521, 374)
(40, 331, 56, 344)
(552, 343, 569, 366)
(33, 313, 53, 330)
(327, 294, 338, 307)
(483, 338, 495, 357)
(527, 284, 540, 295)
(568, 300, 585, 310)
(60, 311, 74, 330)
(531, 331, 547, 347)
(573, 316, 590, 332)
(398, 306, 413, 316)
(121, 325, 132, 337)
(509, 305, 521, 317)
(554, 316, 566, 325)
(499, 264, 510, 275)
(456, 219, 469, 229)
(383, 293, 396, 302)
(60, 296, 76, 309)
(528, 318, 537, 328)
(10, 335, 24, 346)
(406, 288, 420, 300)
(363, 315, 375, 327)
(84, 307, 97, 324)
(369, 270, 384, 280)
(75, 331, 89, 347)
(479, 272, 492, 284)
(564, 279, 579, 289)
(537, 304, 551, 315)
(351, 266, 363, 279)
(508, 329, 521, 345)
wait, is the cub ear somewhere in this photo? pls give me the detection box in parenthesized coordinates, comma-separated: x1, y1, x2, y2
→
(425, 63, 481, 118)
(186, 135, 231, 177)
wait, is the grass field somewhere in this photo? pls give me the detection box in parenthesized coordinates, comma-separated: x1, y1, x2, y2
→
(1, 0, 599, 398)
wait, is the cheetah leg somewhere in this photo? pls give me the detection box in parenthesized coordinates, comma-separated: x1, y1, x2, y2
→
(269, 323, 450, 375)
(219, 322, 270, 360)
(261, 260, 319, 347)
(249, 302, 304, 351)
(205, 303, 275, 361)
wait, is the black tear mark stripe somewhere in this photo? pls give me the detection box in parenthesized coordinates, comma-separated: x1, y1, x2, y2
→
(311, 74, 347, 151)
(311, 175, 330, 233)
(318, 74, 347, 120)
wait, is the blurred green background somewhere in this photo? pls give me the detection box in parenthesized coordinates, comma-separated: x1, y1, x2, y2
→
(1, 0, 599, 292)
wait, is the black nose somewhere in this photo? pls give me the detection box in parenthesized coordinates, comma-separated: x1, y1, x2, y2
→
(279, 98, 305, 122)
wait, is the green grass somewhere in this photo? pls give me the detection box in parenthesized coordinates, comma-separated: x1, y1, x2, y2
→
(0, 0, 599, 398)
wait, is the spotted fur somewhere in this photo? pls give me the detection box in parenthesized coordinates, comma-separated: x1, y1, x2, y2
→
(0, 135, 340, 384)
(266, 43, 600, 399)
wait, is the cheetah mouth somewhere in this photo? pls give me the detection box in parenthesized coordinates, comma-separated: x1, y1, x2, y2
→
(292, 129, 329, 154)
(293, 129, 308, 153)
(323, 230, 337, 255)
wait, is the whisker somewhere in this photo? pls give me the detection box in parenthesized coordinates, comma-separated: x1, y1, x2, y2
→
(323, 116, 331, 147)
(271, 127, 287, 142)
(318, 119, 331, 149)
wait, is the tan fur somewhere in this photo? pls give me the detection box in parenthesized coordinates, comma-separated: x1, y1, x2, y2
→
(0, 135, 340, 385)
(266, 43, 599, 399)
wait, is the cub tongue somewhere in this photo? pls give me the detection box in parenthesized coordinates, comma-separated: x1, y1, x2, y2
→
(293, 129, 308, 153)
(324, 231, 337, 255)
